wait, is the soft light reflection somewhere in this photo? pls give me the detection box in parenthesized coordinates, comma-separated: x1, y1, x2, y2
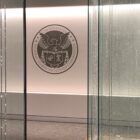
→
(26, 6, 87, 18)
(99, 4, 140, 15)
(29, 91, 87, 96)
(6, 8, 23, 18)
(3, 4, 140, 18)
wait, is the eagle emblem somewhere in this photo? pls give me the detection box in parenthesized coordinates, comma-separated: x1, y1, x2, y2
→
(32, 25, 78, 74)
(39, 32, 71, 68)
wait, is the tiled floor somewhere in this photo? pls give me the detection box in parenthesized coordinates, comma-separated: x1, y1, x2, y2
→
(2, 120, 140, 140)
(27, 121, 87, 140)
(4, 120, 25, 140)
(27, 121, 140, 140)
(100, 125, 140, 140)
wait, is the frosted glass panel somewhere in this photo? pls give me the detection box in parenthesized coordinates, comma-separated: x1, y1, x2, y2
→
(89, 0, 140, 140)
(98, 0, 140, 140)
(0, 0, 25, 140)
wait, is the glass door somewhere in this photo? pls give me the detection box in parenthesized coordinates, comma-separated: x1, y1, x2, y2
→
(0, 0, 25, 140)
(89, 0, 140, 140)
(26, 0, 88, 140)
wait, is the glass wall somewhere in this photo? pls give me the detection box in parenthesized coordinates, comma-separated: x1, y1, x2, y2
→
(89, 0, 140, 140)
(0, 0, 25, 140)
(26, 0, 88, 140)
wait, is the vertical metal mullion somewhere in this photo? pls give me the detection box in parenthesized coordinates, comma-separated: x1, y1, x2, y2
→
(3, 3, 7, 140)
(87, 0, 90, 139)
(23, 0, 27, 140)
(0, 0, 7, 139)
(0, 0, 3, 139)
(97, 0, 101, 140)
(98, 1, 100, 139)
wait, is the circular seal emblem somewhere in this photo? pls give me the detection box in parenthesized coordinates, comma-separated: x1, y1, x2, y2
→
(32, 25, 78, 74)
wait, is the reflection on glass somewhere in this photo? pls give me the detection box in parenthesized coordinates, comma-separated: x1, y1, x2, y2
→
(0, 0, 25, 140)
(96, 1, 140, 140)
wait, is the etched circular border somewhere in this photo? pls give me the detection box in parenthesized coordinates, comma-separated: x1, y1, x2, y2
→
(32, 24, 78, 74)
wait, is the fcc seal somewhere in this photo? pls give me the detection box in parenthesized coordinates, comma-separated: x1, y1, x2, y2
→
(32, 25, 78, 74)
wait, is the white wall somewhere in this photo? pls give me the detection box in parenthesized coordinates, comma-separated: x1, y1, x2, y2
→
(26, 3, 88, 95)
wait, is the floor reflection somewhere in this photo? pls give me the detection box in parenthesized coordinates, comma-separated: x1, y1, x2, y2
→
(27, 121, 87, 140)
